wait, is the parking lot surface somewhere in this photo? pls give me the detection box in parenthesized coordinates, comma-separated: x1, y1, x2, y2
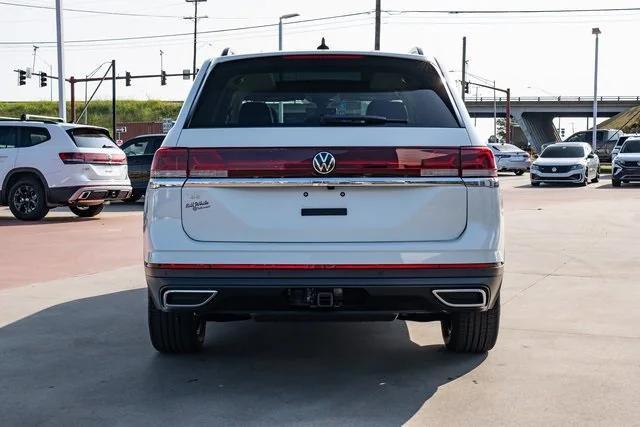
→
(1, 175, 639, 426)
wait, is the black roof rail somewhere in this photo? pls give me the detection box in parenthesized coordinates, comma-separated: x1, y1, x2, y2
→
(220, 47, 235, 56)
(20, 114, 65, 124)
(409, 47, 424, 55)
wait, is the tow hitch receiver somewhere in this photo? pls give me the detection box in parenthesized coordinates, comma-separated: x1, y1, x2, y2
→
(288, 288, 343, 308)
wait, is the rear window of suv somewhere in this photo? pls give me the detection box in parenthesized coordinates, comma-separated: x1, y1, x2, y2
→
(188, 55, 460, 128)
(67, 128, 118, 149)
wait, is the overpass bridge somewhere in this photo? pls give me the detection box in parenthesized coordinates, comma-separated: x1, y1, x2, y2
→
(465, 96, 640, 152)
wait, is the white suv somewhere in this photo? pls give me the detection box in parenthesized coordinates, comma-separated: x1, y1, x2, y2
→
(144, 50, 504, 354)
(0, 116, 132, 220)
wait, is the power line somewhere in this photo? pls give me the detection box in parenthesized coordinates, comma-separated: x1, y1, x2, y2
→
(0, 0, 181, 18)
(0, 11, 373, 45)
(384, 7, 640, 15)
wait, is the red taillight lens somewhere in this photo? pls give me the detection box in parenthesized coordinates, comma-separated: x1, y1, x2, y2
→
(460, 147, 497, 177)
(151, 147, 188, 178)
(187, 147, 460, 178)
(149, 146, 497, 179)
(59, 152, 126, 165)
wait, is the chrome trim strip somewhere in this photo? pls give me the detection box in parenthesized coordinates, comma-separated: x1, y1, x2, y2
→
(148, 178, 186, 189)
(462, 177, 499, 188)
(432, 289, 487, 308)
(183, 177, 465, 188)
(162, 289, 218, 309)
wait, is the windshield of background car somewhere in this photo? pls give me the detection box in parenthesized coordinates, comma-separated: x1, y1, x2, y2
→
(67, 128, 118, 149)
(621, 139, 640, 153)
(188, 55, 461, 128)
(540, 145, 585, 158)
(565, 131, 606, 143)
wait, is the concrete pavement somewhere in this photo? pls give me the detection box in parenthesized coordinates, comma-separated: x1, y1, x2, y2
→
(0, 176, 639, 426)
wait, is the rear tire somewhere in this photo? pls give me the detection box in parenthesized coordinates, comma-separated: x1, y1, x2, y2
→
(69, 203, 104, 218)
(612, 179, 621, 187)
(441, 295, 500, 353)
(8, 177, 49, 221)
(148, 293, 206, 353)
(592, 168, 600, 183)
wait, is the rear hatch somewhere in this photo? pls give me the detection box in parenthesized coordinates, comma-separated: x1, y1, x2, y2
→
(64, 127, 127, 180)
(161, 54, 490, 243)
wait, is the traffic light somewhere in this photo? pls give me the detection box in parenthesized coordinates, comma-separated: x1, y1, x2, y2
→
(125, 71, 131, 87)
(18, 69, 26, 86)
(40, 72, 47, 87)
(464, 81, 470, 94)
(560, 128, 566, 138)
(161, 70, 167, 86)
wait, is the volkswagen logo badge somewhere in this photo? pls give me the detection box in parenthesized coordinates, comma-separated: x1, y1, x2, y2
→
(107, 153, 113, 162)
(552, 167, 557, 172)
(313, 151, 336, 174)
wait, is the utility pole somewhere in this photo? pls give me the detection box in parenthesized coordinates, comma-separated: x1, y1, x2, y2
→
(160, 50, 164, 73)
(185, 0, 207, 80)
(55, 0, 66, 121)
(461, 36, 467, 101)
(111, 59, 116, 137)
(374, 0, 381, 50)
(592, 27, 601, 151)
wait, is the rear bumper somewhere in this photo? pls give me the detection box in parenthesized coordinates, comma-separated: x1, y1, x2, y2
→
(145, 264, 503, 319)
(496, 159, 530, 171)
(48, 185, 133, 205)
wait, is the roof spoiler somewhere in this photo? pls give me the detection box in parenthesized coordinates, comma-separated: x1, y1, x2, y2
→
(409, 47, 424, 55)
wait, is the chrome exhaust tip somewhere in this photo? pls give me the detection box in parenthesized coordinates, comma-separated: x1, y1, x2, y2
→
(432, 289, 487, 308)
(79, 191, 91, 200)
(162, 289, 218, 309)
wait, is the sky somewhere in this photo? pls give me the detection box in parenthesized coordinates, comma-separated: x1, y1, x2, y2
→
(1, 0, 639, 139)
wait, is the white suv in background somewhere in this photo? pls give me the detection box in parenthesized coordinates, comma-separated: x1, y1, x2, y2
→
(144, 50, 504, 354)
(0, 116, 132, 220)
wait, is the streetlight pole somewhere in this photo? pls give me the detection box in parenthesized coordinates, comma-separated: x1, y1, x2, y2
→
(185, 0, 207, 80)
(278, 13, 299, 51)
(592, 27, 601, 152)
(278, 13, 299, 123)
(55, 0, 66, 121)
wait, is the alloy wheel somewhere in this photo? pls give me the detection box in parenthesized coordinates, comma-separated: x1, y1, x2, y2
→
(12, 184, 38, 214)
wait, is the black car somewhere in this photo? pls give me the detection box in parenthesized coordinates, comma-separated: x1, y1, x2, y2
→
(120, 134, 165, 202)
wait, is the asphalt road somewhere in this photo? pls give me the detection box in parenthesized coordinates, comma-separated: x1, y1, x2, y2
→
(0, 175, 639, 426)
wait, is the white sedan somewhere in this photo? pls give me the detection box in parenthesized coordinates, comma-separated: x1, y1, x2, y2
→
(530, 142, 600, 186)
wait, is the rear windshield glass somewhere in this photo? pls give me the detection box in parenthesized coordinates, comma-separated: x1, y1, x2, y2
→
(491, 144, 521, 152)
(67, 128, 117, 149)
(565, 131, 606, 143)
(188, 55, 460, 128)
(540, 145, 585, 158)
(621, 139, 640, 153)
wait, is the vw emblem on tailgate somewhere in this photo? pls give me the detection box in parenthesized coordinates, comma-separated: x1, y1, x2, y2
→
(313, 151, 336, 174)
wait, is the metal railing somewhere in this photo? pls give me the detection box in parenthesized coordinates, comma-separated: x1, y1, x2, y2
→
(465, 95, 640, 103)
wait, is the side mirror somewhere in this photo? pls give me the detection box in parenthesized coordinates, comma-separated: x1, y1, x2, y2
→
(587, 153, 595, 159)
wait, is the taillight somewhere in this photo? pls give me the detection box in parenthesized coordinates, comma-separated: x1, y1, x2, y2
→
(460, 147, 497, 177)
(188, 147, 459, 178)
(59, 152, 126, 165)
(150, 147, 188, 178)
(149, 146, 497, 179)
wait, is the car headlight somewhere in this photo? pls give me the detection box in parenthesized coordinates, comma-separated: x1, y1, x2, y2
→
(569, 164, 584, 171)
(530, 164, 540, 171)
(615, 160, 625, 167)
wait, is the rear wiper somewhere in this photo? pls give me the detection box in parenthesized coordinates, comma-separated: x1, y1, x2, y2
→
(320, 115, 407, 125)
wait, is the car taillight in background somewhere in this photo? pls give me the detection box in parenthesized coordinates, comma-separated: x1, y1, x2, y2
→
(150, 146, 496, 179)
(59, 152, 127, 165)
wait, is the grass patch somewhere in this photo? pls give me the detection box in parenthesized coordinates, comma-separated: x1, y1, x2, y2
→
(0, 100, 183, 130)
